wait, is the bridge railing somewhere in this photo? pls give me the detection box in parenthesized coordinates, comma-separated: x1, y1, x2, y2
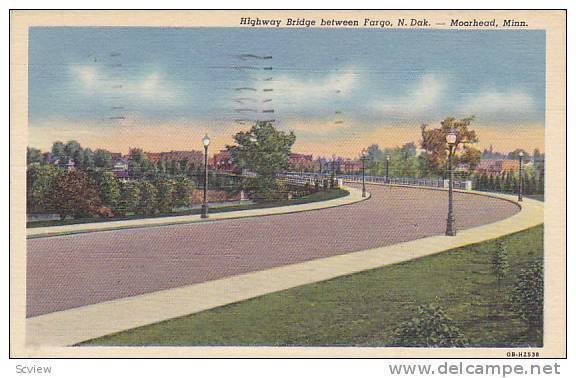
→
(337, 175, 472, 190)
(339, 175, 472, 190)
(281, 172, 472, 191)
(276, 173, 328, 188)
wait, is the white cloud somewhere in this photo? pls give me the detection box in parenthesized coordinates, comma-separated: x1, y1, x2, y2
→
(75, 66, 97, 88)
(71, 65, 182, 104)
(273, 68, 358, 107)
(371, 73, 447, 117)
(459, 90, 535, 115)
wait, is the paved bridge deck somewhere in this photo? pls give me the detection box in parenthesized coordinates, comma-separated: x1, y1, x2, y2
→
(26, 184, 519, 317)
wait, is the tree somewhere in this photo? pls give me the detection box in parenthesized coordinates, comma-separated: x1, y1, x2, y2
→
(27, 164, 62, 213)
(491, 240, 510, 291)
(51, 141, 65, 158)
(156, 159, 167, 176)
(46, 170, 101, 219)
(538, 168, 545, 194)
(82, 148, 95, 170)
(530, 174, 538, 196)
(129, 160, 142, 179)
(94, 149, 113, 169)
(228, 121, 296, 199)
(27, 147, 43, 166)
(400, 142, 417, 157)
(64, 140, 83, 167)
(142, 159, 157, 179)
(118, 181, 141, 216)
(502, 172, 511, 192)
(459, 146, 482, 172)
(363, 143, 421, 178)
(174, 175, 194, 207)
(420, 117, 479, 177)
(155, 177, 175, 214)
(394, 143, 420, 177)
(129, 148, 151, 179)
(393, 304, 468, 347)
(137, 181, 158, 215)
(97, 171, 121, 211)
(365, 144, 383, 161)
(510, 261, 544, 332)
(488, 175, 495, 191)
(508, 149, 530, 160)
(495, 175, 502, 192)
(475, 172, 488, 190)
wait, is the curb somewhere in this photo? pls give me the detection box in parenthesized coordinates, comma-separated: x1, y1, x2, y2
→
(344, 179, 523, 209)
(27, 185, 369, 239)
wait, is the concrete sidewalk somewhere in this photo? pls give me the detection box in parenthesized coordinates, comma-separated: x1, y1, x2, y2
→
(27, 185, 367, 238)
(25, 190, 542, 349)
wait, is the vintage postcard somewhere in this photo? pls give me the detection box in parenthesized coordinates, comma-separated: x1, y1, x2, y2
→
(10, 10, 566, 358)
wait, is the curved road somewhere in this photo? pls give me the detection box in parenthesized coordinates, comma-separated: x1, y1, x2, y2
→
(27, 185, 519, 317)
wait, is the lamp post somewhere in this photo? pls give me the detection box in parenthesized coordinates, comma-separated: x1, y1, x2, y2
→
(518, 151, 524, 202)
(331, 154, 336, 188)
(385, 155, 390, 184)
(201, 134, 211, 218)
(445, 131, 457, 236)
(361, 150, 367, 197)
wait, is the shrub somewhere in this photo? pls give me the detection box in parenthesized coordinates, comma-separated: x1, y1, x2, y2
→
(27, 164, 62, 213)
(491, 240, 510, 291)
(96, 171, 120, 211)
(155, 177, 176, 214)
(117, 181, 141, 216)
(174, 175, 194, 207)
(510, 261, 544, 330)
(393, 304, 468, 347)
(137, 181, 158, 216)
(46, 170, 102, 219)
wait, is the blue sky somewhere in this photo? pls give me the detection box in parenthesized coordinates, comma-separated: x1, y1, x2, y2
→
(28, 27, 545, 156)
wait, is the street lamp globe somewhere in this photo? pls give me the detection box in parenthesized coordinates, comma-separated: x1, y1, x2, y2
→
(519, 151, 524, 158)
(202, 134, 211, 147)
(386, 155, 390, 162)
(446, 132, 457, 145)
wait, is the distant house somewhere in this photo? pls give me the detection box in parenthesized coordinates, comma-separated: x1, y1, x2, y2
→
(324, 157, 362, 174)
(475, 159, 520, 175)
(455, 162, 471, 173)
(288, 153, 317, 172)
(212, 149, 236, 172)
(113, 157, 128, 170)
(144, 152, 162, 163)
(49, 156, 76, 171)
(112, 157, 129, 180)
(144, 150, 204, 170)
(289, 153, 313, 165)
(342, 159, 362, 174)
(110, 152, 123, 161)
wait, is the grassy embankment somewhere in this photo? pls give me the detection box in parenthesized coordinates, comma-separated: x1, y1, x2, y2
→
(27, 188, 349, 228)
(81, 225, 544, 347)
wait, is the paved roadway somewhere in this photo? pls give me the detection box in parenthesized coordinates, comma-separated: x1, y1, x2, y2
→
(27, 185, 519, 317)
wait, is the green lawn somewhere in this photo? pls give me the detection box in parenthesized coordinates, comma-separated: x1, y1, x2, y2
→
(28, 188, 348, 228)
(81, 225, 544, 347)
